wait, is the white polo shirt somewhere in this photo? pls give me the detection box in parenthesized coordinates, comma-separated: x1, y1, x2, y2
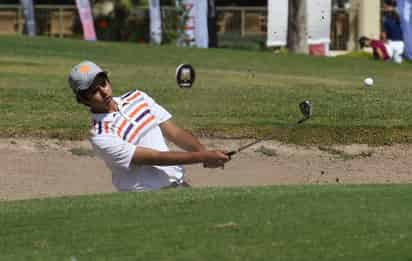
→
(90, 90, 184, 191)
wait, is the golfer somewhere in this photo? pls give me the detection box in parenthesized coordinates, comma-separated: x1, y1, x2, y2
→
(68, 61, 229, 191)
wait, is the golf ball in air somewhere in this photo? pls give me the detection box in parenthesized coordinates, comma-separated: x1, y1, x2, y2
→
(364, 77, 374, 87)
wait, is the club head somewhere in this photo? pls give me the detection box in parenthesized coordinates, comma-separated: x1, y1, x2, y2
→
(176, 64, 195, 88)
(299, 100, 312, 119)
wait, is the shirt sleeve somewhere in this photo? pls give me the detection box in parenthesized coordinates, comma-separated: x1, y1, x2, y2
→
(141, 91, 172, 124)
(90, 134, 136, 170)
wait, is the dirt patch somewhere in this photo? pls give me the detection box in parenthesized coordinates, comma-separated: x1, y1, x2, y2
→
(1, 138, 412, 201)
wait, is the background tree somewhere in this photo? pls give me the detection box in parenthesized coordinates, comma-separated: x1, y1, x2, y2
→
(208, 0, 218, 47)
(287, 0, 308, 54)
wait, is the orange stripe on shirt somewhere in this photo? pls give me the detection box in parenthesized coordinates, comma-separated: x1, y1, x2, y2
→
(128, 102, 148, 119)
(117, 119, 128, 136)
(126, 91, 141, 103)
(127, 115, 155, 143)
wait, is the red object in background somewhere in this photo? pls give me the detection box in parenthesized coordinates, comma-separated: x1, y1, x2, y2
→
(98, 19, 109, 29)
(309, 43, 326, 56)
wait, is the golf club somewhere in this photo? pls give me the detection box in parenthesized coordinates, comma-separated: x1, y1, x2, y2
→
(176, 64, 195, 88)
(226, 100, 312, 158)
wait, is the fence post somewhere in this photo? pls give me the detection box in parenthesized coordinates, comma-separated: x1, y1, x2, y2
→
(59, 7, 63, 38)
(17, 6, 22, 34)
(241, 8, 245, 37)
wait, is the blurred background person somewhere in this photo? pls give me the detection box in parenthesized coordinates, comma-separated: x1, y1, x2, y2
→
(381, 0, 404, 63)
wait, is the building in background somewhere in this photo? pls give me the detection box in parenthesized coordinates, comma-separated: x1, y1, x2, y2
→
(0, 0, 386, 52)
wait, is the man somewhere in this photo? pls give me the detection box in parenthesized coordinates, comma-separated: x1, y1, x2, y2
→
(68, 61, 230, 191)
(382, 0, 403, 42)
(359, 36, 403, 63)
(382, 0, 404, 64)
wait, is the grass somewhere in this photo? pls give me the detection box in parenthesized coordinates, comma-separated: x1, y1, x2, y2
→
(318, 145, 373, 161)
(69, 147, 95, 157)
(1, 37, 411, 259)
(1, 185, 412, 260)
(1, 35, 412, 144)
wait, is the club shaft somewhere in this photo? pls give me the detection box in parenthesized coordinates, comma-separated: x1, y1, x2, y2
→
(232, 133, 277, 154)
(227, 117, 309, 156)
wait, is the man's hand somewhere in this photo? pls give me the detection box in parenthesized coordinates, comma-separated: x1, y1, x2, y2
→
(202, 150, 230, 169)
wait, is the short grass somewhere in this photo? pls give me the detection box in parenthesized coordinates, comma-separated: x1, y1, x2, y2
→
(1, 35, 412, 144)
(2, 36, 411, 261)
(1, 185, 412, 260)
(69, 147, 95, 157)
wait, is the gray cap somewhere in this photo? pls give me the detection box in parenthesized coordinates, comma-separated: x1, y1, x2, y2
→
(68, 61, 106, 94)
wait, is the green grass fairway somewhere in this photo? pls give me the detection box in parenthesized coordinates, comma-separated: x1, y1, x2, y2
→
(1, 36, 412, 144)
(2, 36, 412, 260)
(1, 185, 412, 260)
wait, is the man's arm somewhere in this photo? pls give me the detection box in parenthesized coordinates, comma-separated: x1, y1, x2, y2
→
(158, 120, 229, 168)
(159, 120, 206, 152)
(381, 31, 387, 42)
(131, 147, 229, 166)
(91, 132, 228, 169)
(375, 47, 386, 60)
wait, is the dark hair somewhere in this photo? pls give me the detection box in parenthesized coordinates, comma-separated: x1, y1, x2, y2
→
(384, 0, 397, 7)
(76, 72, 109, 103)
(358, 36, 370, 49)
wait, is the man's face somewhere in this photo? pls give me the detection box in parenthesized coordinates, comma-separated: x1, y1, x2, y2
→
(81, 76, 116, 113)
(384, 3, 395, 12)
